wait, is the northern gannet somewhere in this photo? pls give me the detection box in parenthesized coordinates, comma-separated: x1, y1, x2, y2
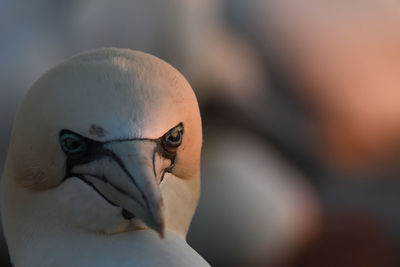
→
(1, 48, 208, 267)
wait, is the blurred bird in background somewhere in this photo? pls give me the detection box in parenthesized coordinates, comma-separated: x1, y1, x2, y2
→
(1, 0, 400, 266)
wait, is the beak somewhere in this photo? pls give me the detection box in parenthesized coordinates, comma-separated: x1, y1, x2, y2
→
(71, 140, 171, 238)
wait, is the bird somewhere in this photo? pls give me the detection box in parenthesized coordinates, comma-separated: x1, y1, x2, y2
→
(1, 47, 209, 267)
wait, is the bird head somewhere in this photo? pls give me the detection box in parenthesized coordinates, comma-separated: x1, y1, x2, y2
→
(2, 48, 202, 240)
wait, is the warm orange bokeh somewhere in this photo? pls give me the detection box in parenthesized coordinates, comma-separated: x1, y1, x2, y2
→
(267, 1, 400, 170)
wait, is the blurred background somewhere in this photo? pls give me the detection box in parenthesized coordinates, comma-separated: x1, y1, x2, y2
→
(2, 0, 400, 266)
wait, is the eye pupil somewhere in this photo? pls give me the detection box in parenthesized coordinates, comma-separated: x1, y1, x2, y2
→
(68, 140, 81, 150)
(168, 132, 180, 142)
(60, 132, 87, 155)
(162, 124, 183, 150)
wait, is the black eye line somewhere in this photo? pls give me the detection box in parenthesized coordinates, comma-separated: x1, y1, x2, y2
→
(60, 123, 184, 146)
(61, 123, 183, 177)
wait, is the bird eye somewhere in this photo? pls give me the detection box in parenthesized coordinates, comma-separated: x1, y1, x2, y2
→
(60, 131, 88, 155)
(162, 124, 183, 150)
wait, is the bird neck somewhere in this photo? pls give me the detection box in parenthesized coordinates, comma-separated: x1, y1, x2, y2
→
(161, 172, 201, 237)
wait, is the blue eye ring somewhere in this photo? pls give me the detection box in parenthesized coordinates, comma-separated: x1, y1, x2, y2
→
(60, 132, 88, 155)
(162, 124, 183, 150)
